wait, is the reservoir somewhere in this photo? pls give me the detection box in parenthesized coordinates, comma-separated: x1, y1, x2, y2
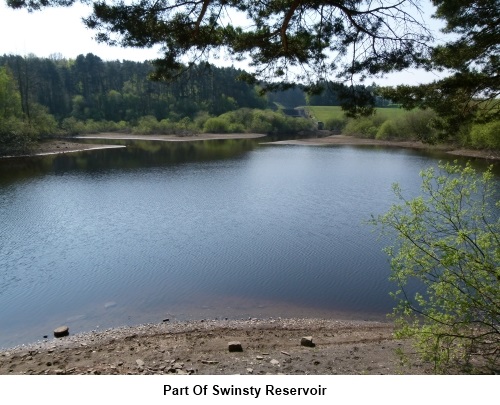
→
(0, 138, 498, 348)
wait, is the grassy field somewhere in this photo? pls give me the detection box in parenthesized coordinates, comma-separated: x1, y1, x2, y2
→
(304, 106, 344, 122)
(304, 105, 407, 122)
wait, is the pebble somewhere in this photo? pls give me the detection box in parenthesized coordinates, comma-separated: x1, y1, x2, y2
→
(300, 336, 315, 347)
(201, 360, 219, 365)
(53, 326, 69, 338)
(228, 341, 243, 352)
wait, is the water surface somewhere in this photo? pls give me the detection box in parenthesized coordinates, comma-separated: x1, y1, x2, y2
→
(0, 139, 497, 348)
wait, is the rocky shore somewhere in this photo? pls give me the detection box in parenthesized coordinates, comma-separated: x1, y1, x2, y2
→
(0, 318, 433, 375)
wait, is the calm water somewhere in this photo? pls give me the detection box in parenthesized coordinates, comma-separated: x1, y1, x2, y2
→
(0, 139, 498, 348)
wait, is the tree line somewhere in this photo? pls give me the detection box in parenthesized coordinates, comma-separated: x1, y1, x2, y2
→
(1, 52, 395, 155)
(0, 53, 268, 122)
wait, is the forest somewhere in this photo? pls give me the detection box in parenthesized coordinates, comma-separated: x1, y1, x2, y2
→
(1, 52, 498, 156)
(0, 53, 390, 155)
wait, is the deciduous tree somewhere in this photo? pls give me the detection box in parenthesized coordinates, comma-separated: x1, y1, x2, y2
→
(372, 162, 500, 373)
(0, 66, 37, 155)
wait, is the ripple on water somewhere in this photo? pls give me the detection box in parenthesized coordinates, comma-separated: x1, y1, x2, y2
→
(0, 142, 497, 347)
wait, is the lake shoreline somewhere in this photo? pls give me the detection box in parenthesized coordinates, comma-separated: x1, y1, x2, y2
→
(0, 317, 434, 375)
(263, 133, 500, 161)
(16, 132, 500, 161)
(1, 132, 495, 376)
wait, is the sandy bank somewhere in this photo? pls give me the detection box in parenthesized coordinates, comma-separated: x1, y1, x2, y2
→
(6, 133, 498, 161)
(1, 133, 266, 158)
(0, 318, 432, 375)
(75, 132, 266, 142)
(264, 134, 500, 161)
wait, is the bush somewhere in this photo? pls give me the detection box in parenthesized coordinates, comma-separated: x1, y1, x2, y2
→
(403, 109, 438, 142)
(203, 117, 230, 133)
(193, 112, 211, 130)
(375, 119, 400, 140)
(228, 123, 246, 133)
(345, 109, 438, 141)
(61, 117, 86, 135)
(0, 117, 38, 155)
(372, 162, 500, 373)
(28, 104, 59, 137)
(250, 111, 274, 133)
(224, 108, 255, 128)
(324, 117, 347, 132)
(133, 115, 160, 134)
(343, 115, 386, 138)
(469, 121, 500, 150)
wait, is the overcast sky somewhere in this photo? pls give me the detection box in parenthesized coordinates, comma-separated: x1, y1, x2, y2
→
(0, 1, 448, 86)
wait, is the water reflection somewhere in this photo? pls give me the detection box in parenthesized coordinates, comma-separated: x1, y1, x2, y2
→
(0, 138, 260, 184)
(0, 138, 498, 348)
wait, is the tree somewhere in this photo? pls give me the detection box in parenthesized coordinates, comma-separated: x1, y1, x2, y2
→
(380, 0, 500, 139)
(8, 0, 432, 114)
(0, 66, 22, 119)
(372, 161, 500, 373)
(0, 66, 37, 155)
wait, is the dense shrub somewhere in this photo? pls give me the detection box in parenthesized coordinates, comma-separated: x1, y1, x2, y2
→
(469, 121, 500, 150)
(208, 108, 308, 135)
(62, 118, 131, 135)
(61, 117, 86, 135)
(324, 117, 347, 131)
(203, 117, 230, 133)
(403, 109, 438, 142)
(133, 115, 160, 135)
(0, 118, 38, 155)
(193, 112, 211, 131)
(375, 119, 400, 140)
(250, 110, 274, 133)
(343, 115, 386, 138)
(26, 104, 59, 138)
(344, 109, 438, 141)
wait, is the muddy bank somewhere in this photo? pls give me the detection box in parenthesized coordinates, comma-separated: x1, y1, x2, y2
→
(0, 318, 433, 375)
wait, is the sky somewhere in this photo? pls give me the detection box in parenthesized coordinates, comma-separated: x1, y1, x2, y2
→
(0, 1, 449, 86)
(0, 3, 161, 61)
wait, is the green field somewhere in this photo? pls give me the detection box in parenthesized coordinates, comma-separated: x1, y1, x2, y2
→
(303, 106, 344, 122)
(304, 105, 407, 122)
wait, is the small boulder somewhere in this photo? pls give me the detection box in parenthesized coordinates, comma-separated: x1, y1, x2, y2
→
(300, 336, 315, 347)
(228, 341, 243, 352)
(53, 326, 69, 338)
